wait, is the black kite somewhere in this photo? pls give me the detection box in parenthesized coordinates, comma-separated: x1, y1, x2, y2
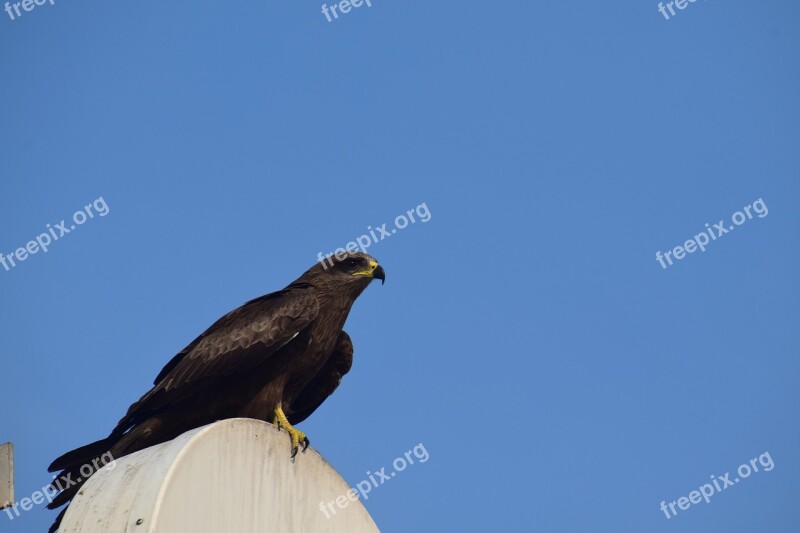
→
(46, 251, 385, 532)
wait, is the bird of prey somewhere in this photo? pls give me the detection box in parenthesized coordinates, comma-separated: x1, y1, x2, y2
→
(46, 252, 385, 532)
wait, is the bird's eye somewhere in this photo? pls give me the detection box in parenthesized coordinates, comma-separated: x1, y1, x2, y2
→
(346, 259, 359, 269)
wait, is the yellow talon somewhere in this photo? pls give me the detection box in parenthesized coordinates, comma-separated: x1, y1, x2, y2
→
(273, 406, 309, 458)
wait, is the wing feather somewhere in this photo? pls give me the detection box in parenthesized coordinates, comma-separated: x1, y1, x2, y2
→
(286, 330, 353, 425)
(115, 288, 318, 433)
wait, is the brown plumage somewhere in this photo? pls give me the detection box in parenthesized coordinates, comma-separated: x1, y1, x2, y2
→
(46, 252, 384, 532)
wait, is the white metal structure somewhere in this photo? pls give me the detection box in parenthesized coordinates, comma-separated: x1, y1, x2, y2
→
(60, 419, 379, 533)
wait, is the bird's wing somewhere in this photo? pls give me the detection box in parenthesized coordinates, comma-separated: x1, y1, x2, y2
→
(115, 287, 319, 433)
(286, 330, 353, 425)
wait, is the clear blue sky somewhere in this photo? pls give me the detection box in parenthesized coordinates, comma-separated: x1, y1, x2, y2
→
(1, 1, 798, 531)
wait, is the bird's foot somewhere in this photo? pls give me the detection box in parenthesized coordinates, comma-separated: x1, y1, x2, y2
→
(273, 406, 310, 459)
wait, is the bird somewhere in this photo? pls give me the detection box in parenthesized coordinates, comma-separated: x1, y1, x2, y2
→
(46, 251, 385, 532)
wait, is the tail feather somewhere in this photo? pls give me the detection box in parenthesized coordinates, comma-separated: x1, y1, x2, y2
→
(47, 417, 171, 532)
(47, 472, 84, 509)
(48, 435, 116, 473)
(48, 507, 68, 533)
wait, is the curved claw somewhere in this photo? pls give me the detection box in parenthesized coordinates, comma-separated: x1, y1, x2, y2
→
(273, 406, 309, 460)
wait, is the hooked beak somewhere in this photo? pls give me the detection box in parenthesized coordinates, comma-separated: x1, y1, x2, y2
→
(352, 260, 386, 285)
(373, 264, 385, 285)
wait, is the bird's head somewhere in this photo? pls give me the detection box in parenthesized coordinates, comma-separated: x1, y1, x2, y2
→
(297, 251, 385, 297)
